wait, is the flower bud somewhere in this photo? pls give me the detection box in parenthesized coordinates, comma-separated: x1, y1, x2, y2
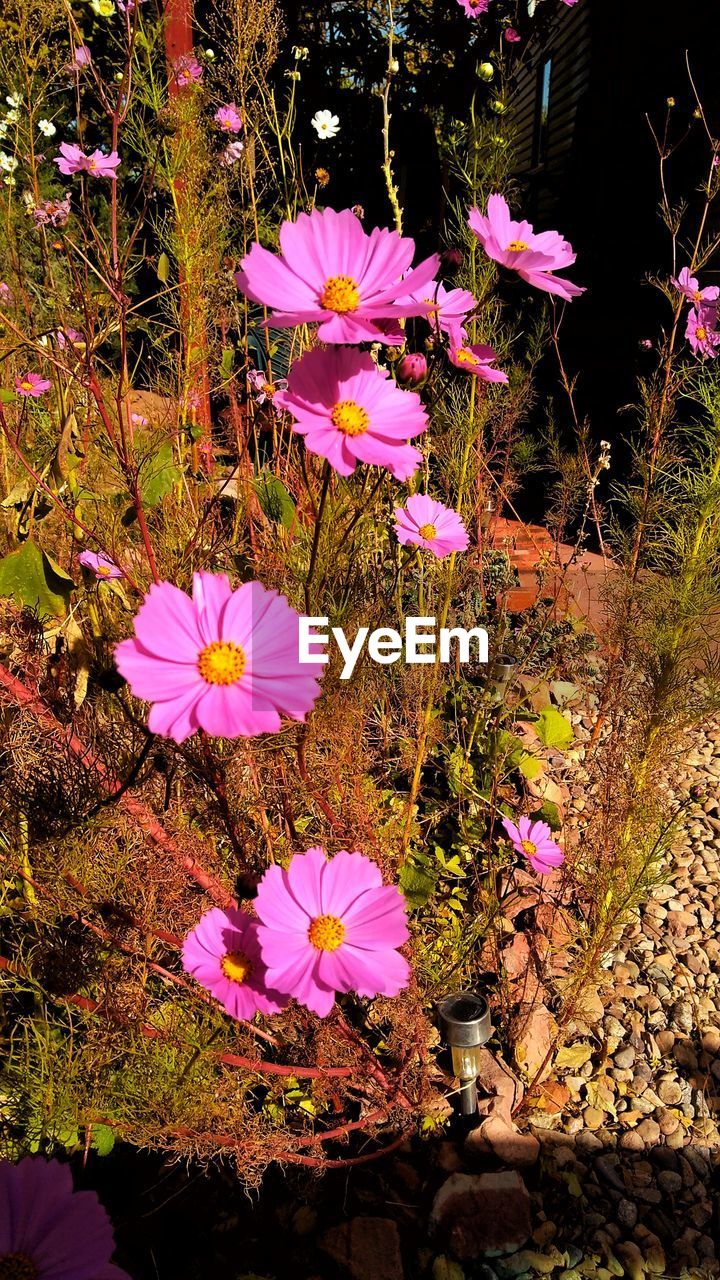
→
(490, 99, 508, 115)
(477, 61, 494, 82)
(396, 352, 428, 387)
(441, 247, 463, 273)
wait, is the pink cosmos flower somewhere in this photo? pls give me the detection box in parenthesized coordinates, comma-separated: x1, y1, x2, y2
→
(235, 207, 439, 345)
(247, 368, 288, 407)
(394, 493, 469, 558)
(56, 327, 84, 349)
(504, 27, 521, 42)
(254, 846, 410, 1018)
(54, 143, 120, 179)
(73, 44, 92, 66)
(686, 304, 720, 358)
(276, 347, 427, 481)
(32, 196, 71, 227)
(672, 266, 719, 306)
(182, 906, 287, 1020)
(0, 282, 12, 303)
(172, 54, 203, 87)
(502, 816, 565, 875)
(220, 139, 245, 167)
(400, 280, 478, 344)
(78, 550, 123, 579)
(15, 372, 51, 397)
(457, 0, 490, 14)
(214, 102, 243, 133)
(449, 341, 508, 383)
(0, 1157, 130, 1279)
(115, 572, 323, 743)
(468, 194, 584, 301)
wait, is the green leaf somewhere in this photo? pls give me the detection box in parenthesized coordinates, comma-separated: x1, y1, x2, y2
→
(399, 858, 436, 909)
(252, 472, 296, 530)
(219, 347, 234, 380)
(518, 752, 544, 781)
(534, 799, 561, 831)
(91, 1123, 116, 1156)
(536, 705, 574, 750)
(0, 540, 74, 618)
(0, 388, 18, 403)
(140, 442, 181, 507)
(157, 252, 170, 283)
(447, 745, 475, 797)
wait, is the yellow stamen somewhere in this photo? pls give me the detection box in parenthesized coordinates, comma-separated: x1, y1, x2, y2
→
(418, 523, 437, 540)
(20, 380, 33, 391)
(454, 348, 478, 366)
(696, 327, 707, 341)
(0, 1255, 40, 1280)
(308, 914, 346, 951)
(506, 239, 530, 252)
(521, 839, 537, 856)
(320, 275, 361, 314)
(221, 950, 253, 984)
(197, 640, 246, 686)
(331, 400, 369, 436)
(97, 564, 112, 577)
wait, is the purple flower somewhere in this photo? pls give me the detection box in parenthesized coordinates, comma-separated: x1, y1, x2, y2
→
(0, 1157, 130, 1279)
(0, 282, 13, 304)
(214, 102, 243, 133)
(220, 139, 244, 167)
(172, 54, 203, 88)
(502, 816, 565, 875)
(32, 196, 71, 228)
(182, 906, 287, 1019)
(78, 550, 123, 579)
(247, 368, 287, 406)
(73, 44, 92, 66)
(504, 27, 521, 42)
(16, 372, 51, 397)
(686, 304, 720, 359)
(54, 143, 120, 179)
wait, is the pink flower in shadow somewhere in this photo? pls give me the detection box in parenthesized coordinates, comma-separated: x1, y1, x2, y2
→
(182, 907, 287, 1019)
(468, 194, 584, 301)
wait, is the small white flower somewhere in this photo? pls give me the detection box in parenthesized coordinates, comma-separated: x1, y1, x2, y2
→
(0, 153, 18, 173)
(0, 122, 8, 138)
(5, 109, 18, 124)
(311, 109, 340, 140)
(38, 119, 56, 137)
(6, 94, 21, 109)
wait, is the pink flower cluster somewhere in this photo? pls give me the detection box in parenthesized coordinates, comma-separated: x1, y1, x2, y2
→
(172, 53, 203, 88)
(673, 267, 720, 359)
(183, 846, 410, 1019)
(32, 195, 71, 227)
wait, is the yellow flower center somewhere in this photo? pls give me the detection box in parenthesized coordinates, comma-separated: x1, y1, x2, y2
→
(454, 348, 478, 366)
(418, 523, 437, 539)
(20, 380, 33, 391)
(221, 949, 253, 984)
(696, 327, 707, 341)
(308, 914, 346, 951)
(521, 839, 537, 856)
(97, 564, 112, 577)
(693, 291, 702, 302)
(506, 240, 530, 252)
(331, 400, 369, 436)
(0, 1256, 39, 1280)
(320, 275, 361, 313)
(197, 640, 246, 686)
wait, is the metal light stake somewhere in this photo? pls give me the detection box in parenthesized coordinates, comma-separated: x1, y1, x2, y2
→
(438, 990, 492, 1117)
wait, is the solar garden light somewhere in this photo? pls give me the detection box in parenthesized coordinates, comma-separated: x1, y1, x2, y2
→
(486, 653, 517, 704)
(438, 991, 493, 1118)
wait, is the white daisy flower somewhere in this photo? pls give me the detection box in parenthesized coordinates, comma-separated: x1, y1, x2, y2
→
(311, 109, 340, 140)
(38, 119, 56, 137)
(0, 153, 18, 173)
(5, 109, 18, 124)
(6, 94, 21, 109)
